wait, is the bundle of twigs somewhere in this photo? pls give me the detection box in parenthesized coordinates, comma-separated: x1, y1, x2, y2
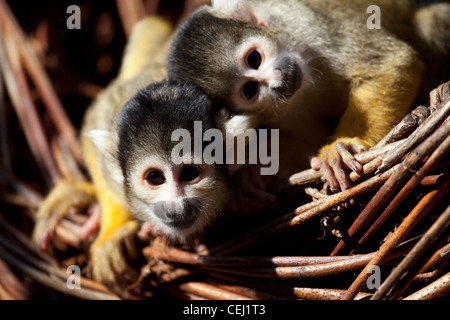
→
(0, 0, 448, 300)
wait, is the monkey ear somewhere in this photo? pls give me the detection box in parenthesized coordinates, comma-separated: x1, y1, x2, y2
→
(211, 0, 269, 27)
(86, 129, 124, 185)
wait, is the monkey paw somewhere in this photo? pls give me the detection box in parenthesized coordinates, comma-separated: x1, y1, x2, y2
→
(310, 138, 369, 192)
(32, 180, 96, 251)
(90, 220, 140, 296)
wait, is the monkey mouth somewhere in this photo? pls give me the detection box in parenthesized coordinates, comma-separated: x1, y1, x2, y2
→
(157, 198, 203, 230)
(163, 212, 199, 229)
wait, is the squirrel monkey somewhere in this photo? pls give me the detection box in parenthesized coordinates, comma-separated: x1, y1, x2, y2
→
(168, 0, 450, 191)
(32, 17, 250, 288)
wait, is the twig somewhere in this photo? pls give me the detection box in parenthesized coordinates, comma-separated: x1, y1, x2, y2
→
(178, 281, 252, 300)
(145, 245, 377, 267)
(0, 23, 60, 187)
(0, 0, 83, 164)
(376, 99, 450, 174)
(429, 81, 450, 110)
(51, 137, 85, 181)
(0, 192, 39, 210)
(332, 115, 450, 255)
(0, 215, 117, 299)
(403, 272, 450, 300)
(0, 244, 118, 300)
(341, 173, 450, 300)
(206, 278, 290, 300)
(375, 105, 429, 147)
(200, 250, 407, 279)
(292, 287, 371, 300)
(206, 164, 398, 256)
(419, 242, 450, 273)
(0, 258, 29, 299)
(355, 133, 450, 249)
(372, 204, 450, 300)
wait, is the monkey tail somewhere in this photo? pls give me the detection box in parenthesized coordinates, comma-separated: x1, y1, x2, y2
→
(118, 16, 173, 81)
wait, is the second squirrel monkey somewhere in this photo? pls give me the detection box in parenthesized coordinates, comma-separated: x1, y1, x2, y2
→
(168, 0, 450, 191)
(33, 17, 251, 288)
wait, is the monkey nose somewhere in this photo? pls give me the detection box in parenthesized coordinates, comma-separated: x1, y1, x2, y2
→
(273, 68, 283, 81)
(157, 198, 202, 229)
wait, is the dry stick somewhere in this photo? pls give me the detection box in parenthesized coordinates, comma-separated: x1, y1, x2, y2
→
(200, 249, 410, 279)
(0, 82, 43, 207)
(0, 216, 116, 297)
(355, 132, 450, 249)
(376, 105, 429, 148)
(145, 245, 374, 267)
(115, 0, 147, 37)
(412, 269, 443, 282)
(429, 81, 450, 110)
(0, 192, 39, 210)
(377, 99, 450, 174)
(419, 242, 450, 273)
(206, 165, 398, 256)
(178, 281, 252, 300)
(0, 213, 56, 266)
(403, 272, 450, 300)
(0, 0, 82, 164)
(421, 174, 444, 186)
(341, 173, 450, 300)
(372, 204, 450, 300)
(272, 139, 404, 193)
(0, 258, 29, 299)
(332, 115, 450, 256)
(292, 287, 371, 300)
(206, 278, 290, 300)
(0, 80, 46, 206)
(0, 26, 60, 187)
(206, 270, 372, 300)
(0, 244, 118, 300)
(51, 137, 85, 181)
(0, 50, 8, 171)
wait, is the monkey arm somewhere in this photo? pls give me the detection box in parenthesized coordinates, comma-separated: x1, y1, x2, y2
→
(82, 139, 139, 289)
(314, 48, 424, 191)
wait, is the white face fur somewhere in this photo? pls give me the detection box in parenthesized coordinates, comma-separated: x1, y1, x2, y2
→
(89, 129, 230, 243)
(231, 34, 306, 114)
(125, 154, 228, 242)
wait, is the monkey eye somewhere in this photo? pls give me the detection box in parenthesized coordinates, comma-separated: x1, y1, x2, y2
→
(243, 81, 259, 100)
(180, 166, 201, 182)
(145, 170, 166, 186)
(246, 50, 262, 69)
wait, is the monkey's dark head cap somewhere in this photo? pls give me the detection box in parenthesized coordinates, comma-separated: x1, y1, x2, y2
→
(167, 8, 269, 103)
(115, 80, 226, 176)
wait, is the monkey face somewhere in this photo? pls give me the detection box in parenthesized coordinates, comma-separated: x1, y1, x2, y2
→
(167, 8, 305, 117)
(125, 156, 229, 241)
(231, 35, 304, 113)
(100, 80, 233, 242)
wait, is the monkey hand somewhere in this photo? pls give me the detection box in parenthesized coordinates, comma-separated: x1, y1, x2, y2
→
(90, 220, 140, 296)
(310, 137, 369, 192)
(230, 164, 278, 214)
(32, 180, 97, 251)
